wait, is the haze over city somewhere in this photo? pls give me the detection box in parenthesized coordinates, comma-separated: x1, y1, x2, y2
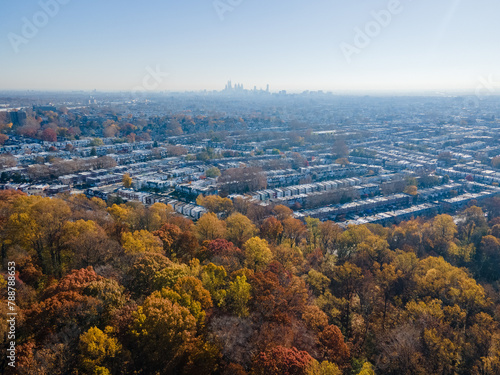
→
(1, 0, 500, 93)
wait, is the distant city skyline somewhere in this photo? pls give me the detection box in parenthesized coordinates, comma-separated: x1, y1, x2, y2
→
(1, 0, 499, 94)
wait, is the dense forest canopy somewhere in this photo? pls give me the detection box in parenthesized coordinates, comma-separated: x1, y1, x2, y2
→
(3, 190, 500, 374)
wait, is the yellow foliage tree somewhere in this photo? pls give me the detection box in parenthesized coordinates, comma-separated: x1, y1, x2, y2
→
(243, 237, 273, 272)
(225, 212, 257, 247)
(196, 212, 226, 242)
(122, 230, 163, 254)
(196, 194, 233, 217)
(146, 202, 174, 231)
(357, 362, 376, 375)
(413, 256, 487, 314)
(78, 326, 121, 374)
(122, 173, 132, 189)
(306, 360, 342, 375)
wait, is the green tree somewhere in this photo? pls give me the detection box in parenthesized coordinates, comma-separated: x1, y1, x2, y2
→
(153, 262, 191, 290)
(90, 138, 104, 146)
(201, 263, 228, 307)
(157, 276, 213, 324)
(226, 275, 251, 317)
(205, 167, 221, 178)
(305, 217, 321, 248)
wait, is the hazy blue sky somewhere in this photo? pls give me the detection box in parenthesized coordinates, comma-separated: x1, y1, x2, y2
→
(0, 0, 499, 93)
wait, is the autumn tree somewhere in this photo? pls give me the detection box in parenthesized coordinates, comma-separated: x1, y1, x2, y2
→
(282, 217, 308, 247)
(204, 239, 244, 273)
(273, 204, 293, 221)
(377, 324, 425, 374)
(477, 235, 500, 281)
(78, 326, 122, 374)
(424, 214, 458, 255)
(25, 267, 104, 344)
(175, 230, 200, 261)
(201, 262, 228, 307)
(16, 340, 66, 375)
(126, 253, 171, 297)
(90, 138, 104, 146)
(5, 195, 71, 276)
(41, 127, 57, 142)
(336, 225, 372, 262)
(306, 360, 342, 375)
(335, 158, 349, 166)
(243, 237, 273, 272)
(318, 325, 350, 367)
(253, 346, 313, 375)
(459, 206, 488, 247)
(357, 362, 376, 375)
(250, 262, 308, 323)
(322, 261, 364, 336)
(153, 262, 191, 292)
(130, 291, 198, 373)
(225, 212, 257, 247)
(196, 212, 227, 242)
(122, 174, 132, 189)
(145, 202, 173, 231)
(413, 256, 487, 320)
(196, 194, 233, 217)
(305, 217, 321, 248)
(404, 185, 418, 196)
(226, 275, 252, 317)
(388, 219, 424, 254)
(154, 223, 182, 256)
(121, 230, 163, 254)
(107, 204, 139, 233)
(260, 216, 284, 245)
(61, 219, 118, 269)
(161, 276, 213, 324)
(302, 304, 329, 332)
(317, 221, 342, 254)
